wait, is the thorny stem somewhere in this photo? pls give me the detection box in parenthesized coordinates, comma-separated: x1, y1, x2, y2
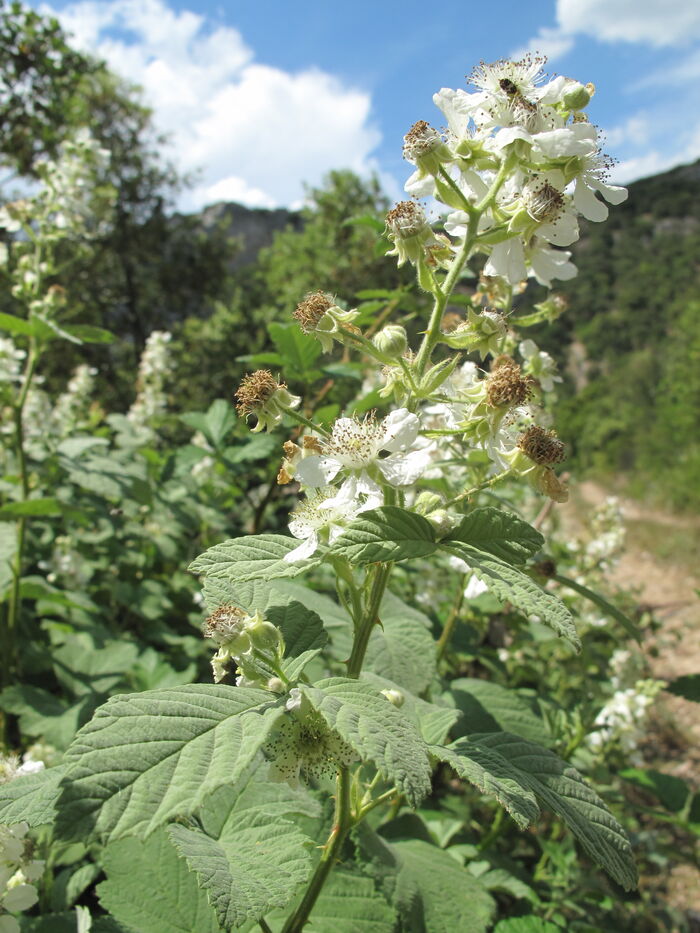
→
(444, 468, 512, 507)
(435, 574, 467, 661)
(280, 563, 393, 931)
(413, 154, 515, 381)
(347, 563, 392, 678)
(280, 767, 353, 933)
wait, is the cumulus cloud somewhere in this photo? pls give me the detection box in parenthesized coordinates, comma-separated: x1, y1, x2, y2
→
(39, 0, 381, 210)
(557, 0, 700, 46)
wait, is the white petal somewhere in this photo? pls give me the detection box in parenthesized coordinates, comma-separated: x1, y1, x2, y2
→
(355, 473, 384, 508)
(378, 449, 431, 486)
(528, 245, 577, 286)
(590, 178, 628, 205)
(381, 409, 420, 452)
(465, 574, 489, 599)
(484, 239, 527, 284)
(295, 455, 341, 487)
(283, 532, 319, 563)
(533, 125, 596, 159)
(493, 126, 532, 149)
(573, 180, 609, 222)
(539, 212, 579, 246)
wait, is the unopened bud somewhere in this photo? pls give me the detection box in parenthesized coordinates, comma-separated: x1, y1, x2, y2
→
(562, 81, 592, 111)
(373, 325, 408, 359)
(381, 689, 405, 708)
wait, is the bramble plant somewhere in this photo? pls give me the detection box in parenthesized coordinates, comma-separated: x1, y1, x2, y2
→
(2, 55, 667, 932)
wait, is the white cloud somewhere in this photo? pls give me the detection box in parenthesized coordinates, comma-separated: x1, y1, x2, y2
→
(557, 0, 700, 46)
(39, 0, 380, 211)
(609, 122, 700, 183)
(601, 115, 651, 149)
(510, 27, 574, 63)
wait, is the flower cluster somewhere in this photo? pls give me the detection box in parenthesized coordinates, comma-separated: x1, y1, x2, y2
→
(402, 56, 626, 288)
(51, 364, 99, 437)
(127, 331, 174, 431)
(587, 678, 665, 764)
(203, 604, 285, 687)
(0, 822, 44, 933)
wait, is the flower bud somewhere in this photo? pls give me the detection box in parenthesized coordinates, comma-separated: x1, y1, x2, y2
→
(562, 81, 592, 111)
(414, 491, 444, 516)
(385, 201, 452, 269)
(373, 325, 408, 359)
(381, 688, 405, 708)
(245, 610, 283, 653)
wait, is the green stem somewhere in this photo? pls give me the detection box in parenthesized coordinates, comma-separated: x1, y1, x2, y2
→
(281, 767, 353, 933)
(338, 325, 392, 365)
(435, 575, 466, 661)
(279, 405, 329, 438)
(346, 563, 392, 678)
(2, 341, 38, 691)
(444, 469, 512, 508)
(259, 919, 274, 933)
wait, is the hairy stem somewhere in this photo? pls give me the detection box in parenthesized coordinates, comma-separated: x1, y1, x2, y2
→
(280, 767, 353, 933)
(346, 563, 392, 678)
(435, 574, 466, 661)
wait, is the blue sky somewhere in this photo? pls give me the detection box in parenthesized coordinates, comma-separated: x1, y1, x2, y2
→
(35, 0, 700, 211)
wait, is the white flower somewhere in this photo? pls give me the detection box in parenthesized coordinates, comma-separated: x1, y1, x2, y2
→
(519, 339, 562, 392)
(295, 409, 429, 500)
(571, 149, 628, 222)
(283, 483, 380, 562)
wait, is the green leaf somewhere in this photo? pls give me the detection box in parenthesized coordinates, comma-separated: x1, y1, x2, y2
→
(0, 765, 66, 826)
(281, 648, 323, 682)
(265, 595, 328, 657)
(306, 871, 397, 932)
(189, 534, 320, 583)
(57, 685, 281, 842)
(449, 678, 553, 747)
(620, 767, 690, 812)
(61, 324, 115, 344)
(362, 673, 459, 746)
(203, 399, 237, 448)
(665, 673, 700, 703)
(0, 312, 34, 336)
(330, 506, 437, 564)
(50, 862, 100, 911)
(0, 685, 92, 749)
(0, 497, 63, 518)
(445, 508, 544, 564)
(553, 573, 642, 643)
(168, 811, 312, 929)
(391, 839, 495, 933)
(301, 678, 432, 807)
(98, 829, 222, 932)
(494, 918, 563, 933)
(268, 321, 321, 376)
(364, 592, 437, 695)
(442, 543, 581, 651)
(224, 433, 277, 464)
(433, 741, 540, 830)
(441, 733, 638, 890)
(20, 915, 126, 933)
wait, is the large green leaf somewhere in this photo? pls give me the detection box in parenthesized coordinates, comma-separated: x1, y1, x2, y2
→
(98, 829, 222, 933)
(306, 871, 397, 932)
(189, 534, 320, 583)
(330, 506, 437, 564)
(433, 741, 540, 830)
(301, 678, 432, 807)
(364, 591, 436, 695)
(56, 685, 281, 842)
(438, 733, 638, 889)
(449, 678, 553, 746)
(362, 673, 459, 747)
(392, 839, 495, 933)
(169, 810, 312, 929)
(442, 543, 580, 651)
(493, 918, 563, 933)
(445, 508, 544, 563)
(0, 765, 66, 826)
(553, 573, 642, 643)
(0, 311, 34, 336)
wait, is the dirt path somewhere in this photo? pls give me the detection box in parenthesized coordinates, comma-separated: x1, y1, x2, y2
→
(558, 480, 700, 917)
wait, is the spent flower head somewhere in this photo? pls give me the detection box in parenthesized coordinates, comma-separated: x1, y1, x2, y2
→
(293, 291, 359, 352)
(235, 370, 301, 433)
